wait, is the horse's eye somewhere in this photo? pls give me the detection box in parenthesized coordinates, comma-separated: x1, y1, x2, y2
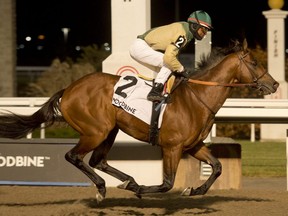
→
(251, 60, 257, 67)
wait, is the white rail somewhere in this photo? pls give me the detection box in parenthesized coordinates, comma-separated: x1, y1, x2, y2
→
(1, 97, 287, 142)
(216, 99, 288, 122)
(1, 97, 288, 137)
(214, 98, 288, 142)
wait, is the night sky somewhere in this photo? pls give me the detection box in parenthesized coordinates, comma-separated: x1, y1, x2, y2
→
(16, 0, 288, 66)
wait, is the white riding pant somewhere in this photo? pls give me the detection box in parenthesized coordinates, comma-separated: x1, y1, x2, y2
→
(129, 38, 172, 85)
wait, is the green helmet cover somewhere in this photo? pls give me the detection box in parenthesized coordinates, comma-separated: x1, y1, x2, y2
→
(187, 10, 212, 29)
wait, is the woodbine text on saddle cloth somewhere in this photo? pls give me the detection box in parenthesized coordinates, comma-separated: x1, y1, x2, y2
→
(112, 74, 167, 127)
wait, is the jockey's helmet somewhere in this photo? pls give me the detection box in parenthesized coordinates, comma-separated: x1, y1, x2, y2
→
(187, 10, 212, 40)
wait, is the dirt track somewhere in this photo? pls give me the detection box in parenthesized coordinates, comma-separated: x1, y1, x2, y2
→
(0, 177, 287, 216)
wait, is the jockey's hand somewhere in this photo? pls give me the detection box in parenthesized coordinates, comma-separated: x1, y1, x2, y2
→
(178, 69, 193, 78)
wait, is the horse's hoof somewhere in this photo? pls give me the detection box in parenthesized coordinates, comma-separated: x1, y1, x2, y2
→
(95, 191, 105, 203)
(181, 187, 192, 196)
(190, 187, 205, 196)
(134, 193, 142, 199)
(117, 180, 130, 189)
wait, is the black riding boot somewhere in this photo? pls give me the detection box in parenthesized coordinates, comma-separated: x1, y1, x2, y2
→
(147, 83, 164, 101)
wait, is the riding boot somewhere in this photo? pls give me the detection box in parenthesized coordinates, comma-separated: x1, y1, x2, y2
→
(147, 83, 164, 101)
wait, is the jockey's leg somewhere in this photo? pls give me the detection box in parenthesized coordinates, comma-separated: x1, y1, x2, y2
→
(147, 66, 172, 101)
(129, 38, 164, 68)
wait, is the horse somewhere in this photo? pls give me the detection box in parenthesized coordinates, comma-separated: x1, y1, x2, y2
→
(0, 39, 279, 202)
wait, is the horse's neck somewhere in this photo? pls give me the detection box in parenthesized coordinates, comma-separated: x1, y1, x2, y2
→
(191, 56, 238, 113)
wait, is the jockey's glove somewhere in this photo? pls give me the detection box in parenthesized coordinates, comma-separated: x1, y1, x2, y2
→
(178, 69, 193, 78)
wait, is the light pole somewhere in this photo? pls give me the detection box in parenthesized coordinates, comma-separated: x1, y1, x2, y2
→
(61, 27, 70, 58)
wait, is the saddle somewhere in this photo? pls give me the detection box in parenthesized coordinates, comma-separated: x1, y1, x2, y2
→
(112, 73, 184, 146)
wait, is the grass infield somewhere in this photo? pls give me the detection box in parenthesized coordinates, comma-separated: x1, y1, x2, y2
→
(239, 140, 286, 177)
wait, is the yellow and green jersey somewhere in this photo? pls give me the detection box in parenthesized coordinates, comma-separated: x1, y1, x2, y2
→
(137, 22, 193, 72)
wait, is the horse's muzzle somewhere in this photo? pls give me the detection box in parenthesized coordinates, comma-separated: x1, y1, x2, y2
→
(257, 81, 279, 95)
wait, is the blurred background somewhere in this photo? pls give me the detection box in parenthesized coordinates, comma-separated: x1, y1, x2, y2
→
(16, 0, 285, 66)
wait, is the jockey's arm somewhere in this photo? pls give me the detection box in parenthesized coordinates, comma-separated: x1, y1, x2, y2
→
(163, 43, 184, 72)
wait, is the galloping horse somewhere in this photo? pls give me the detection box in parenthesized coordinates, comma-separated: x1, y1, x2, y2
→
(0, 39, 278, 202)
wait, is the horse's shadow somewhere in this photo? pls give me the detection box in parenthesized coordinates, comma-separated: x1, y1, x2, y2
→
(0, 191, 273, 215)
(83, 191, 272, 215)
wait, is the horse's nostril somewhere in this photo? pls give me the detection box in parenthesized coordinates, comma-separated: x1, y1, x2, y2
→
(274, 82, 279, 89)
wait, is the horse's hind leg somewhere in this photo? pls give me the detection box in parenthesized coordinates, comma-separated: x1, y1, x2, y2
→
(92, 141, 183, 198)
(89, 128, 141, 197)
(118, 145, 183, 197)
(65, 136, 108, 203)
(182, 142, 222, 196)
(90, 153, 141, 197)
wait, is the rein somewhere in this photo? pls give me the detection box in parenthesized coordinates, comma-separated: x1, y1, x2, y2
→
(186, 84, 217, 115)
(187, 51, 261, 88)
(187, 79, 257, 87)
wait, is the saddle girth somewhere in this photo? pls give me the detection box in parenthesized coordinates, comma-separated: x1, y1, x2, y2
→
(148, 76, 185, 145)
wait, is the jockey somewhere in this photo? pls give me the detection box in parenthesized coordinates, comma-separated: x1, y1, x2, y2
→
(129, 10, 213, 102)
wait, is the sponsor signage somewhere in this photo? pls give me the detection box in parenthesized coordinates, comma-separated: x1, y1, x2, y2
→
(0, 138, 162, 186)
(0, 138, 91, 186)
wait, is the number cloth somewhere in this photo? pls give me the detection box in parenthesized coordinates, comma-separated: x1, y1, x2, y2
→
(112, 74, 167, 127)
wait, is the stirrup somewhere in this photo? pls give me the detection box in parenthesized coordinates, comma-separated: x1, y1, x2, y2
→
(147, 94, 164, 102)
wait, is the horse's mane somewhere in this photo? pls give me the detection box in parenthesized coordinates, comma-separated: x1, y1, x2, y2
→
(194, 39, 243, 74)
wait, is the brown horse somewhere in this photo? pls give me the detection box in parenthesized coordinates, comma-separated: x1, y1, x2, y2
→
(0, 39, 279, 202)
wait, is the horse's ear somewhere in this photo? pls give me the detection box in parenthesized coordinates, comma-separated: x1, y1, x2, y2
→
(243, 38, 248, 51)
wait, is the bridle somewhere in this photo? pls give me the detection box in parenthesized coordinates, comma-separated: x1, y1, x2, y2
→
(178, 50, 269, 116)
(187, 51, 267, 88)
(237, 52, 268, 84)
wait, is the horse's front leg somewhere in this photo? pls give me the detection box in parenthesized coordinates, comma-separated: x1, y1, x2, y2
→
(182, 142, 222, 196)
(125, 145, 183, 197)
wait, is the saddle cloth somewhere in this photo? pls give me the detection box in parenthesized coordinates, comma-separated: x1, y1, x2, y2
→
(112, 74, 167, 127)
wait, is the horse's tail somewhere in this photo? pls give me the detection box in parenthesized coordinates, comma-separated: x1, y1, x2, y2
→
(0, 89, 65, 139)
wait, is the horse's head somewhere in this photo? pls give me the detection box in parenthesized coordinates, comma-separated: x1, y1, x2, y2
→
(236, 39, 279, 95)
